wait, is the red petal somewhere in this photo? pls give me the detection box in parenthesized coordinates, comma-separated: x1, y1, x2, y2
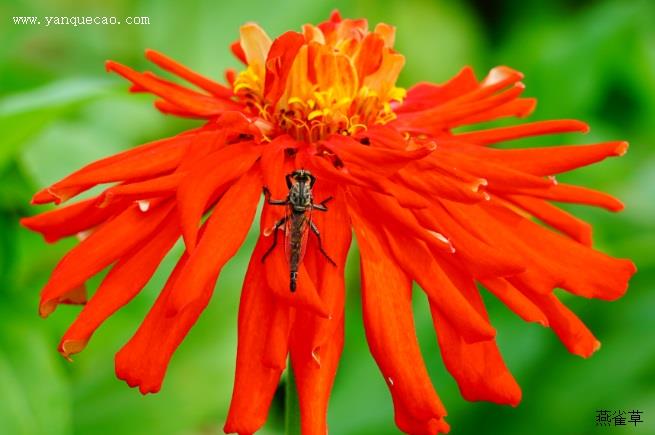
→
(349, 188, 453, 255)
(106, 61, 238, 116)
(353, 33, 384, 80)
(114, 252, 213, 394)
(351, 203, 447, 426)
(34, 129, 215, 204)
(230, 40, 247, 64)
(430, 263, 522, 405)
(414, 203, 525, 279)
(481, 278, 548, 325)
(505, 195, 593, 246)
(301, 183, 351, 352)
(304, 151, 429, 209)
(453, 119, 589, 145)
(397, 83, 526, 131)
(20, 198, 126, 243)
(395, 166, 487, 204)
(153, 99, 205, 118)
(177, 142, 261, 251)
(224, 238, 288, 434)
(262, 221, 329, 318)
(59, 218, 179, 358)
(97, 172, 184, 207)
(397, 67, 477, 113)
(290, 312, 343, 435)
(442, 200, 561, 294)
(485, 204, 636, 300)
(169, 167, 261, 313)
(322, 135, 434, 176)
(524, 293, 600, 358)
(446, 141, 628, 176)
(145, 49, 233, 98)
(384, 229, 496, 343)
(433, 149, 554, 191)
(39, 201, 175, 317)
(511, 183, 624, 211)
(264, 31, 306, 104)
(456, 98, 536, 126)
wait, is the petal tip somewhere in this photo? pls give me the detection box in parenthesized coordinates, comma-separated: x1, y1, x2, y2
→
(59, 338, 88, 360)
(616, 141, 629, 156)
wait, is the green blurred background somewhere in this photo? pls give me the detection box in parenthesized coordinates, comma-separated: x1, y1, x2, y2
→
(1, 0, 654, 434)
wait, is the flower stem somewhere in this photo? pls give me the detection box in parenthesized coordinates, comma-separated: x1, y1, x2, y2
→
(285, 361, 302, 435)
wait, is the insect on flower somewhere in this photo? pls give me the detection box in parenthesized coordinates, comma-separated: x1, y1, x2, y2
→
(20, 10, 637, 435)
(261, 169, 336, 292)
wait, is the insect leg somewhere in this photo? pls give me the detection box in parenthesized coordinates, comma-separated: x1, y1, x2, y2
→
(285, 174, 294, 189)
(310, 221, 336, 266)
(262, 186, 288, 206)
(312, 196, 333, 212)
(261, 216, 287, 262)
(308, 172, 317, 188)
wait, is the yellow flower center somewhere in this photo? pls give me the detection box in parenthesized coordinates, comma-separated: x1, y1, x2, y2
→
(233, 19, 406, 142)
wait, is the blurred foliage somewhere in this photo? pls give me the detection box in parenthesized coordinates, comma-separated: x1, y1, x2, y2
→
(1, 0, 654, 434)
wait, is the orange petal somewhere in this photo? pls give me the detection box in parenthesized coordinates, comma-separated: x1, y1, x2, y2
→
(397, 66, 478, 113)
(239, 23, 272, 79)
(264, 31, 306, 104)
(262, 223, 329, 318)
(414, 203, 525, 278)
(301, 184, 351, 352)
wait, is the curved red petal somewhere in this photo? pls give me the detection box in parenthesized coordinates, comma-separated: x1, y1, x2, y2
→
(169, 167, 261, 313)
(20, 198, 126, 243)
(145, 49, 233, 98)
(453, 119, 589, 145)
(351, 202, 447, 427)
(39, 201, 175, 317)
(177, 142, 261, 251)
(114, 252, 214, 394)
(224, 238, 288, 434)
(430, 263, 522, 405)
(59, 218, 179, 358)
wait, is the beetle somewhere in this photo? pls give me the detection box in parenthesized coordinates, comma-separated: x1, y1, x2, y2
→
(261, 169, 336, 292)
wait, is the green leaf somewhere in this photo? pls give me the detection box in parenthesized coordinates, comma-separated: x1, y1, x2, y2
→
(0, 314, 73, 435)
(0, 78, 112, 171)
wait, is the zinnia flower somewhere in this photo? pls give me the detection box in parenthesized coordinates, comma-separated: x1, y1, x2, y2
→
(22, 11, 636, 435)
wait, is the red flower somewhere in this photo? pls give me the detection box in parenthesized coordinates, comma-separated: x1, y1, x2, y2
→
(22, 11, 636, 435)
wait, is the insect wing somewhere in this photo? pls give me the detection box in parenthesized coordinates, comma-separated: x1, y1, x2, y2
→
(284, 209, 311, 271)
